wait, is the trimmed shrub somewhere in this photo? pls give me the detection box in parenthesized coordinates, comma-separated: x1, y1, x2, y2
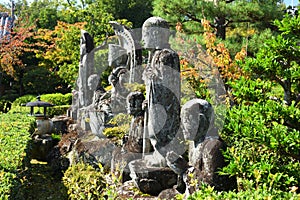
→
(41, 93, 72, 106)
(103, 113, 132, 140)
(0, 113, 35, 199)
(62, 162, 106, 200)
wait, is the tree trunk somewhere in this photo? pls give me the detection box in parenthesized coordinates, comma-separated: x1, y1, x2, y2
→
(215, 16, 226, 40)
(19, 71, 24, 96)
(283, 79, 291, 105)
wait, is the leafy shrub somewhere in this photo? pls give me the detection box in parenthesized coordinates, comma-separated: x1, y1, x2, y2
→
(62, 162, 106, 200)
(103, 113, 132, 140)
(41, 93, 72, 106)
(47, 105, 70, 117)
(228, 76, 272, 104)
(221, 100, 300, 192)
(11, 95, 36, 108)
(0, 113, 35, 199)
(185, 183, 299, 200)
(125, 83, 146, 94)
(8, 95, 36, 114)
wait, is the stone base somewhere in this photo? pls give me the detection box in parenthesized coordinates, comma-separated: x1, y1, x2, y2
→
(129, 159, 178, 196)
(31, 134, 54, 161)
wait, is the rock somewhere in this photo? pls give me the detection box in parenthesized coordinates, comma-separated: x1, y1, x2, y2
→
(111, 147, 142, 182)
(31, 134, 54, 161)
(52, 115, 72, 134)
(158, 188, 180, 200)
(74, 135, 116, 168)
(129, 159, 178, 196)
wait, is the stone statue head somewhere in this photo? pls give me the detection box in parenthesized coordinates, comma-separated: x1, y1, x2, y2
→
(142, 17, 170, 50)
(80, 30, 94, 55)
(108, 44, 128, 68)
(87, 74, 100, 91)
(181, 99, 214, 143)
(108, 67, 129, 88)
(126, 91, 145, 116)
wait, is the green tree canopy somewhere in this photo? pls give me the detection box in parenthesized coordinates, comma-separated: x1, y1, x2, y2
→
(153, 0, 285, 40)
(245, 14, 300, 106)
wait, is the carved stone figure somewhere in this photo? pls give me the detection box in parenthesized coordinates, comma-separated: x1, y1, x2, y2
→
(109, 21, 143, 84)
(124, 91, 146, 153)
(181, 99, 214, 166)
(178, 99, 235, 194)
(108, 66, 130, 113)
(78, 30, 95, 108)
(107, 44, 130, 114)
(111, 92, 146, 182)
(142, 17, 181, 167)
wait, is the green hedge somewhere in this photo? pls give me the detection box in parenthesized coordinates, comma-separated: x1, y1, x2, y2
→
(47, 105, 70, 117)
(221, 100, 300, 194)
(0, 113, 35, 199)
(40, 93, 72, 106)
(9, 93, 72, 116)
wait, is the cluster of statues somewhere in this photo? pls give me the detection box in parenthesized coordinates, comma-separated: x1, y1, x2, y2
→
(69, 16, 235, 196)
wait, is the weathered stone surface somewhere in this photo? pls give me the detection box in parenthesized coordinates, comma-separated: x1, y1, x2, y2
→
(158, 188, 180, 200)
(129, 159, 177, 196)
(142, 17, 181, 167)
(109, 66, 130, 114)
(31, 134, 54, 161)
(73, 134, 116, 168)
(124, 91, 145, 153)
(78, 30, 95, 108)
(52, 115, 72, 135)
(109, 21, 143, 84)
(111, 147, 142, 182)
(180, 99, 236, 195)
(181, 99, 214, 145)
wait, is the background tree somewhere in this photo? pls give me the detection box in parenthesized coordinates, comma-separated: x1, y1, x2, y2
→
(152, 0, 285, 53)
(245, 14, 300, 106)
(86, 0, 153, 28)
(0, 19, 37, 96)
(36, 21, 86, 87)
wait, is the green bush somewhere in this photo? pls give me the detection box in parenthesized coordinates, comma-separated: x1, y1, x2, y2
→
(11, 95, 36, 108)
(221, 100, 300, 192)
(47, 105, 70, 117)
(0, 113, 35, 199)
(103, 113, 132, 140)
(228, 76, 272, 105)
(41, 93, 72, 106)
(185, 183, 299, 200)
(62, 162, 106, 200)
(8, 95, 36, 114)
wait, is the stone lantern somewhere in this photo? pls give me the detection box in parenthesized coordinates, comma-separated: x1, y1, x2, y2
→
(26, 95, 55, 135)
(26, 95, 55, 119)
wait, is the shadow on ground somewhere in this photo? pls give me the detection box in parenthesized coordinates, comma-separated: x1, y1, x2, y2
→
(8, 136, 69, 200)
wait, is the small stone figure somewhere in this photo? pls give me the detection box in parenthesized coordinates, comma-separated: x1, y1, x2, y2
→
(142, 16, 181, 167)
(108, 44, 130, 113)
(111, 92, 146, 181)
(88, 74, 106, 110)
(180, 99, 236, 195)
(124, 91, 146, 153)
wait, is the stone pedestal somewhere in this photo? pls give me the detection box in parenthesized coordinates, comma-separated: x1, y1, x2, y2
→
(128, 159, 178, 196)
